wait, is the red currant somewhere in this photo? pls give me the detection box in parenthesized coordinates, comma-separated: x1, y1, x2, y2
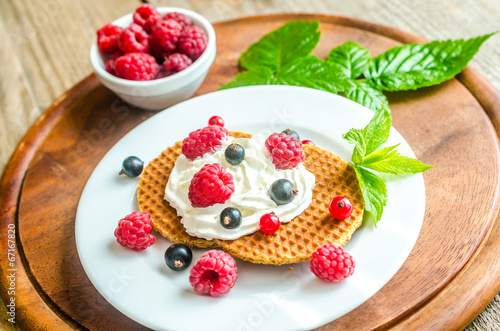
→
(302, 139, 315, 146)
(208, 116, 224, 127)
(259, 212, 280, 234)
(329, 196, 353, 220)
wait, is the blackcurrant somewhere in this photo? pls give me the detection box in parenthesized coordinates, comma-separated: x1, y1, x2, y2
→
(119, 156, 144, 177)
(269, 179, 298, 205)
(164, 244, 193, 271)
(220, 207, 242, 229)
(282, 128, 300, 140)
(224, 143, 245, 165)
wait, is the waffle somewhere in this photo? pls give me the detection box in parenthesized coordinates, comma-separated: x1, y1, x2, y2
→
(138, 132, 364, 264)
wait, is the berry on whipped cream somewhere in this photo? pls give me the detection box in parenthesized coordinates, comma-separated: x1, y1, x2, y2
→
(164, 132, 315, 241)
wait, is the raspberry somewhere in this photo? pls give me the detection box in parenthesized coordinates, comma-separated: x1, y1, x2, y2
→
(149, 40, 172, 64)
(188, 163, 234, 208)
(310, 244, 355, 282)
(163, 53, 192, 74)
(133, 4, 162, 33)
(156, 66, 169, 79)
(118, 26, 150, 53)
(105, 59, 115, 75)
(114, 211, 156, 251)
(114, 53, 159, 81)
(189, 250, 237, 297)
(265, 133, 305, 169)
(151, 19, 183, 53)
(97, 23, 123, 53)
(182, 125, 229, 160)
(178, 25, 207, 60)
(164, 12, 193, 29)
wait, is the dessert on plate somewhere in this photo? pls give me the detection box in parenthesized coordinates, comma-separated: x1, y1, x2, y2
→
(137, 120, 364, 265)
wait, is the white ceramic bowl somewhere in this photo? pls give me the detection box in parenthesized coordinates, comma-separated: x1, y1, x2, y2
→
(90, 7, 216, 111)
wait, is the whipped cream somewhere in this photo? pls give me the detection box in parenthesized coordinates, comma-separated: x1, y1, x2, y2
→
(164, 134, 316, 240)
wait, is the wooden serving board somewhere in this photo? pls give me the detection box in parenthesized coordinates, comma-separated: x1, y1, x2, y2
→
(1, 14, 500, 331)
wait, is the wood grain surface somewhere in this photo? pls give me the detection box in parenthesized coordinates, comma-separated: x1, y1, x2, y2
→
(1, 1, 499, 330)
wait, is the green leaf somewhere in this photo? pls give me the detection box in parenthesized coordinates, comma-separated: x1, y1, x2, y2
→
(240, 20, 320, 73)
(352, 164, 387, 225)
(362, 145, 434, 174)
(362, 106, 392, 155)
(342, 106, 391, 161)
(277, 55, 348, 93)
(365, 33, 496, 91)
(341, 80, 389, 112)
(327, 41, 370, 79)
(219, 68, 274, 90)
(342, 128, 366, 164)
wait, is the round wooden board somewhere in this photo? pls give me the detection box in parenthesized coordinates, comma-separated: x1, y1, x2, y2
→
(1, 14, 500, 331)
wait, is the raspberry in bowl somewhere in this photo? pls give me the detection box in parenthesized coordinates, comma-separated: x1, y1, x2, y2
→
(90, 6, 216, 110)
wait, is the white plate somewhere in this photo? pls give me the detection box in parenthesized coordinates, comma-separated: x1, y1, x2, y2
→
(75, 86, 425, 331)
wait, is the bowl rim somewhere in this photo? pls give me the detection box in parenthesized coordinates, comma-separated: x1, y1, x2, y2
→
(90, 7, 216, 87)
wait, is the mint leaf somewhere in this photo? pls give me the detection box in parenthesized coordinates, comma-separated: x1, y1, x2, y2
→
(365, 33, 496, 91)
(240, 20, 320, 73)
(219, 68, 274, 90)
(352, 164, 387, 225)
(362, 106, 392, 155)
(341, 80, 389, 112)
(327, 41, 370, 79)
(342, 128, 366, 164)
(277, 55, 348, 93)
(342, 106, 391, 162)
(362, 145, 434, 174)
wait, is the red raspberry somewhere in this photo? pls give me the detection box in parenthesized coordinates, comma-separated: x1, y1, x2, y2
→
(105, 59, 115, 75)
(178, 25, 207, 60)
(114, 211, 156, 251)
(163, 53, 192, 74)
(310, 244, 355, 282)
(156, 65, 169, 79)
(114, 53, 159, 81)
(164, 12, 193, 29)
(189, 250, 237, 297)
(118, 26, 150, 53)
(182, 125, 229, 160)
(188, 163, 234, 208)
(149, 40, 172, 64)
(151, 19, 183, 53)
(133, 4, 162, 33)
(97, 23, 123, 53)
(265, 133, 305, 169)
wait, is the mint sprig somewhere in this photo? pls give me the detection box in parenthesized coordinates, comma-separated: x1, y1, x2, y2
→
(343, 107, 433, 225)
(220, 20, 495, 112)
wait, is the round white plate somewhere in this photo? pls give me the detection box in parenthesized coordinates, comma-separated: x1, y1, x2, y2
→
(75, 85, 425, 331)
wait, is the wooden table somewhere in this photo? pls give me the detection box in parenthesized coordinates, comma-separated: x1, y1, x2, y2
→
(1, 0, 499, 330)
